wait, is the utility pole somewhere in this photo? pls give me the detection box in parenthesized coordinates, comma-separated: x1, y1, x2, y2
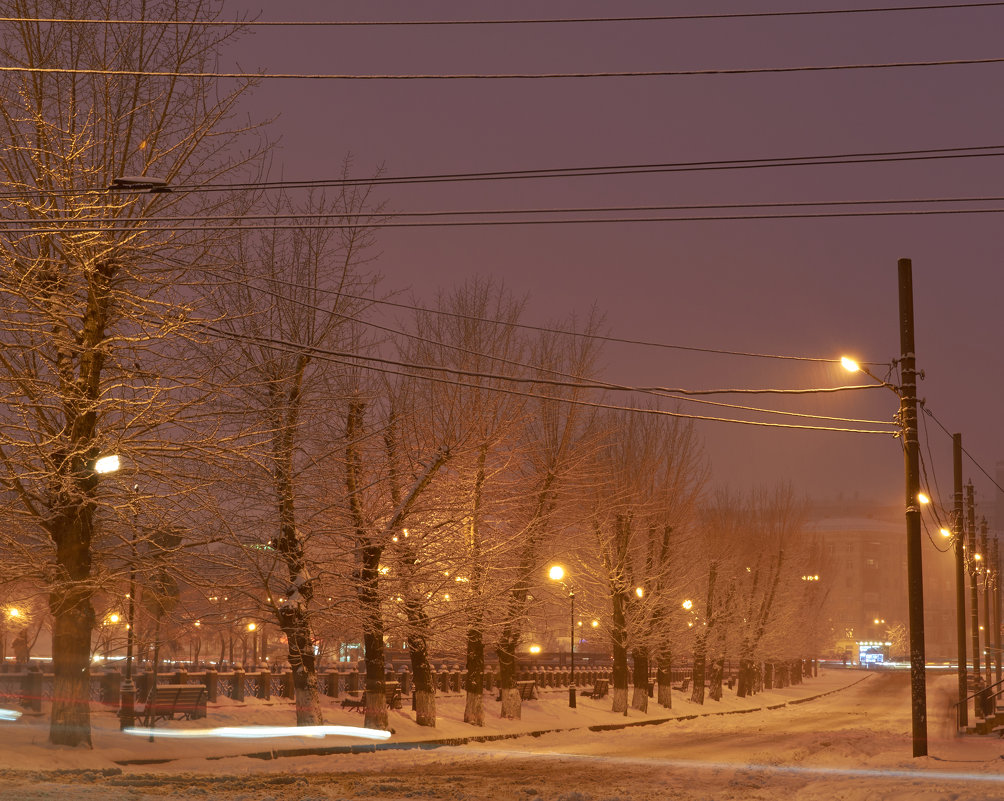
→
(898, 258, 927, 758)
(994, 535, 1002, 685)
(967, 481, 981, 688)
(953, 434, 968, 728)
(981, 519, 991, 683)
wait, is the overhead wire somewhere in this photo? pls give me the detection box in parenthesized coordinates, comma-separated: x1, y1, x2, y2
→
(3, 145, 1002, 199)
(202, 321, 888, 398)
(198, 322, 898, 435)
(4, 56, 1004, 80)
(202, 264, 897, 427)
(921, 405, 1004, 496)
(195, 265, 861, 366)
(5, 4, 1004, 26)
(6, 205, 1004, 233)
(13, 193, 1004, 225)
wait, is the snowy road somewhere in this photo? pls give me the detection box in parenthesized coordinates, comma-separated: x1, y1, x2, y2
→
(3, 671, 1002, 800)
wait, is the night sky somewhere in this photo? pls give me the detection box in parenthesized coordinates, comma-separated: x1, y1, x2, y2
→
(224, 1, 1004, 512)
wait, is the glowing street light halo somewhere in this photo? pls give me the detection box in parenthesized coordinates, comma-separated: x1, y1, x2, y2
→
(93, 454, 121, 474)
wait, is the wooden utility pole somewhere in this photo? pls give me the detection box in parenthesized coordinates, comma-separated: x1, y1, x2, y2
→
(898, 258, 927, 757)
(994, 535, 1002, 685)
(967, 481, 981, 685)
(981, 519, 991, 683)
(953, 434, 968, 728)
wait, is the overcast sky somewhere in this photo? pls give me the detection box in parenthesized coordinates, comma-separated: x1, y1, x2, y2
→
(223, 1, 1004, 517)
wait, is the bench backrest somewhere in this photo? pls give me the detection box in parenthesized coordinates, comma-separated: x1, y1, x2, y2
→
(149, 684, 206, 710)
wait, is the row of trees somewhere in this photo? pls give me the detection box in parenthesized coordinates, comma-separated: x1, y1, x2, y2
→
(0, 1, 829, 747)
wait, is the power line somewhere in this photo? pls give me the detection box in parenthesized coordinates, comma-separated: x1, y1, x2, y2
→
(5, 4, 1003, 26)
(197, 265, 856, 367)
(4, 56, 1004, 80)
(12, 194, 1004, 226)
(6, 205, 1004, 234)
(3, 145, 1002, 200)
(921, 404, 1004, 496)
(201, 321, 885, 398)
(200, 322, 897, 435)
(204, 266, 896, 427)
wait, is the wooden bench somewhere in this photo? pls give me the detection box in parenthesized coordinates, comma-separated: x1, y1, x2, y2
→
(495, 680, 538, 701)
(340, 682, 402, 712)
(672, 677, 690, 692)
(385, 681, 402, 710)
(141, 684, 207, 726)
(581, 678, 609, 699)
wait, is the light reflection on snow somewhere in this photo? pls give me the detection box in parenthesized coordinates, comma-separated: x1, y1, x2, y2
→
(123, 724, 391, 740)
(0, 709, 22, 721)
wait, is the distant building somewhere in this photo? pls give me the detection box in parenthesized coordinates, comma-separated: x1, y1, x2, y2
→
(808, 498, 957, 662)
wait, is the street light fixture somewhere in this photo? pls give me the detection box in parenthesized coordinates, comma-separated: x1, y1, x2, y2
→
(548, 564, 576, 708)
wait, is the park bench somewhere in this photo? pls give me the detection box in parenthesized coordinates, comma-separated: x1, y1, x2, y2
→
(385, 681, 402, 710)
(672, 677, 690, 692)
(581, 678, 609, 699)
(141, 684, 207, 726)
(340, 681, 402, 712)
(495, 680, 538, 702)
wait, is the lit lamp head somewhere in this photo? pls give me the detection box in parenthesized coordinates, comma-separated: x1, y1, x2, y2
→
(94, 454, 121, 474)
(548, 565, 565, 582)
(840, 356, 860, 373)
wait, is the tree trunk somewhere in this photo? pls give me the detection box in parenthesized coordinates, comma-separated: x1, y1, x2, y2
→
(406, 602, 437, 728)
(48, 510, 97, 748)
(763, 662, 773, 690)
(49, 590, 94, 747)
(690, 633, 706, 705)
(464, 626, 486, 726)
(631, 647, 649, 712)
(737, 656, 754, 698)
(276, 580, 323, 726)
(656, 647, 672, 709)
(708, 655, 724, 701)
(496, 629, 521, 720)
(610, 590, 629, 714)
(273, 376, 324, 727)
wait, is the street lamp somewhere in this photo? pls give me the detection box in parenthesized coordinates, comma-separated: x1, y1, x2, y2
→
(94, 454, 141, 731)
(548, 564, 576, 708)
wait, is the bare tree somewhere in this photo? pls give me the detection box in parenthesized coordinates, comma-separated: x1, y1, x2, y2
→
(0, 0, 262, 746)
(205, 177, 382, 725)
(494, 318, 603, 720)
(584, 409, 705, 713)
(344, 394, 450, 730)
(393, 280, 531, 726)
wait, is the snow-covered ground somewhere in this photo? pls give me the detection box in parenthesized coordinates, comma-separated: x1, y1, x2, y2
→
(0, 668, 1001, 799)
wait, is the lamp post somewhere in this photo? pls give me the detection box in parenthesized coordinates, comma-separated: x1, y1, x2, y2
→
(841, 257, 928, 758)
(548, 565, 576, 708)
(97, 458, 138, 730)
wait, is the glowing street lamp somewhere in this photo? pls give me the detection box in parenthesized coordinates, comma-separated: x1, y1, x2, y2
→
(93, 454, 121, 474)
(548, 564, 577, 708)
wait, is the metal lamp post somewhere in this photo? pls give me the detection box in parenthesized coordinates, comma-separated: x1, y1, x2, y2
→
(548, 565, 576, 708)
